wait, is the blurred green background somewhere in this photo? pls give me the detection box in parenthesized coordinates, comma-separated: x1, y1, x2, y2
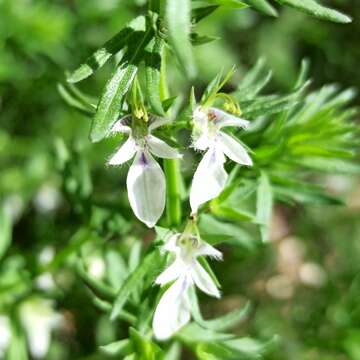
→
(0, 0, 359, 359)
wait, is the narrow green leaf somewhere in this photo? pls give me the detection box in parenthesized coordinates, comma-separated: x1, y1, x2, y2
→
(0, 206, 12, 262)
(177, 323, 234, 343)
(128, 241, 142, 273)
(189, 288, 251, 331)
(242, 81, 310, 118)
(90, 17, 153, 142)
(294, 58, 310, 89)
(111, 249, 165, 321)
(273, 183, 343, 205)
(57, 83, 96, 116)
(48, 227, 93, 270)
(199, 214, 256, 250)
(105, 249, 128, 289)
(100, 339, 133, 356)
(196, 335, 279, 360)
(236, 70, 272, 101)
(90, 62, 137, 142)
(211, 204, 256, 222)
(191, 33, 220, 46)
(256, 171, 273, 242)
(201, 71, 223, 105)
(166, 0, 196, 78)
(224, 336, 280, 358)
(129, 328, 164, 359)
(6, 319, 28, 360)
(76, 259, 116, 302)
(238, 58, 267, 90)
(201, 67, 236, 106)
(67, 16, 146, 83)
(145, 35, 165, 116)
(291, 157, 360, 174)
(207, 0, 248, 8)
(275, 0, 351, 23)
(243, 0, 278, 16)
(165, 343, 182, 360)
(192, 6, 219, 23)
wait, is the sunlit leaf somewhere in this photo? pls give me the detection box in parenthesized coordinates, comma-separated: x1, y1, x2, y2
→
(275, 0, 351, 23)
(243, 0, 278, 17)
(256, 171, 273, 242)
(166, 0, 196, 78)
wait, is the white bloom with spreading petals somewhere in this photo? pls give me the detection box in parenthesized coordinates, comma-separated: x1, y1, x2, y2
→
(0, 315, 11, 357)
(108, 117, 181, 228)
(19, 298, 63, 359)
(152, 234, 222, 340)
(190, 106, 253, 213)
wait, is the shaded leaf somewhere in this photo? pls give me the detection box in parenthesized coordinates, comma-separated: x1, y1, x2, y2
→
(189, 288, 251, 331)
(111, 249, 166, 321)
(145, 35, 165, 116)
(67, 16, 146, 83)
(0, 205, 12, 262)
(57, 83, 96, 116)
(192, 6, 219, 23)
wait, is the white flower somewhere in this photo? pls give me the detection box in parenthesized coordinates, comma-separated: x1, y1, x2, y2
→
(36, 246, 56, 291)
(0, 315, 11, 357)
(108, 117, 181, 228)
(190, 106, 253, 213)
(19, 298, 63, 359)
(152, 234, 222, 340)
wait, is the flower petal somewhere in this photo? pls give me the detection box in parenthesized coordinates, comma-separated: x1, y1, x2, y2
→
(193, 106, 208, 125)
(192, 107, 211, 151)
(152, 277, 191, 341)
(218, 132, 253, 166)
(162, 234, 180, 254)
(0, 316, 11, 356)
(147, 135, 181, 159)
(127, 151, 166, 227)
(195, 242, 223, 260)
(210, 108, 250, 129)
(108, 137, 137, 166)
(192, 132, 211, 151)
(191, 262, 220, 298)
(155, 259, 184, 286)
(20, 299, 62, 359)
(190, 147, 228, 213)
(110, 115, 132, 134)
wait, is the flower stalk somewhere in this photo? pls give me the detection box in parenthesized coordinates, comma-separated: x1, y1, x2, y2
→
(164, 159, 182, 227)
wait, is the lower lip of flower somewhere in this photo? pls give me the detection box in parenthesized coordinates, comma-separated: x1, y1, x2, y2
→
(139, 152, 148, 166)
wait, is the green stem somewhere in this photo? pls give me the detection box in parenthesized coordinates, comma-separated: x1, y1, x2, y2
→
(160, 45, 182, 227)
(164, 159, 182, 227)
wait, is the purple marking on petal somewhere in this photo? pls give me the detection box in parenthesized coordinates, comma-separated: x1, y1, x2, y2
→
(180, 277, 188, 292)
(139, 152, 148, 166)
(210, 148, 217, 162)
